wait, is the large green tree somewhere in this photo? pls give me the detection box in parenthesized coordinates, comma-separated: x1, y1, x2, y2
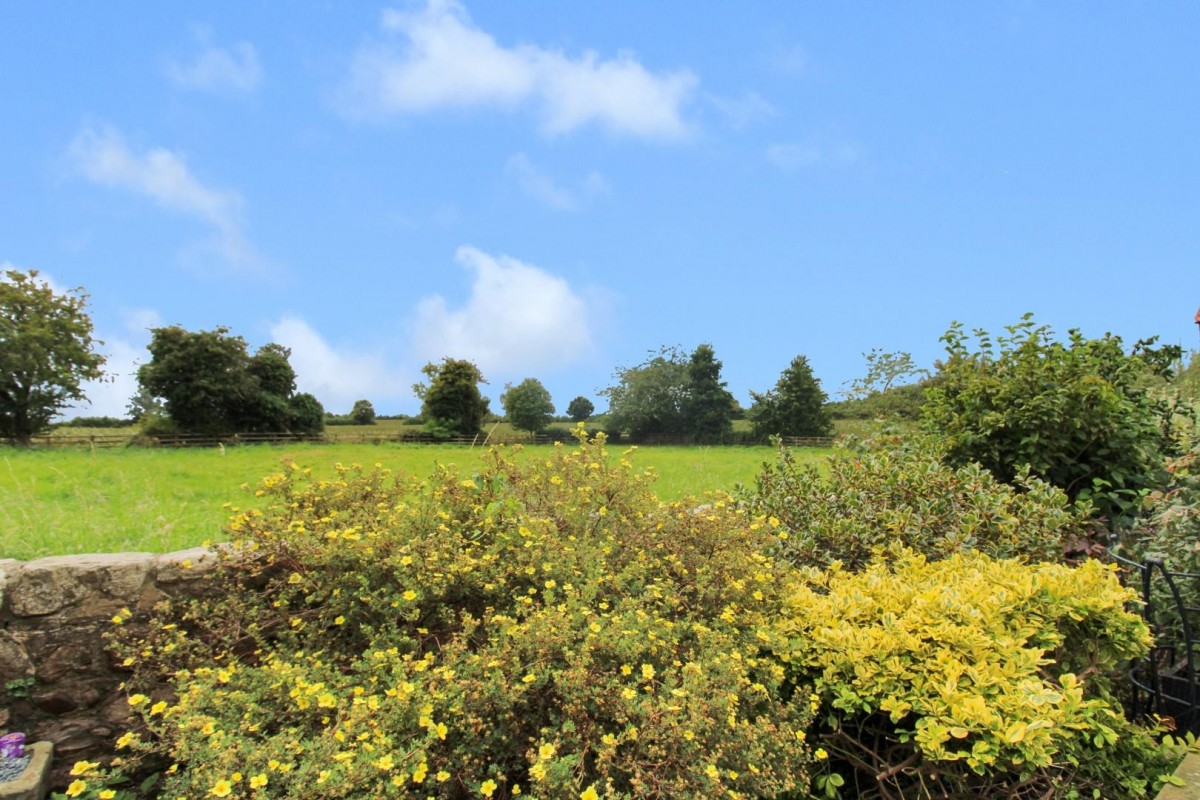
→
(501, 377, 555, 434)
(683, 343, 734, 441)
(600, 346, 689, 440)
(566, 396, 594, 422)
(350, 399, 376, 425)
(748, 355, 832, 439)
(137, 326, 321, 436)
(413, 358, 490, 438)
(921, 315, 1172, 522)
(0, 269, 106, 445)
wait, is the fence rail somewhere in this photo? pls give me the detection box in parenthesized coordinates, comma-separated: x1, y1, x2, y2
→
(19, 431, 838, 449)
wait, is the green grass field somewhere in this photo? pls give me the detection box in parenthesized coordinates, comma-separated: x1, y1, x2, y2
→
(1, 442, 832, 561)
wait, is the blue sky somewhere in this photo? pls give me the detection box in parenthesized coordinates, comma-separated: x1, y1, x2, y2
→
(3, 2, 1198, 418)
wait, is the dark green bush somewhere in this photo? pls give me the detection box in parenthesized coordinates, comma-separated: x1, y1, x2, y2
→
(740, 435, 1086, 570)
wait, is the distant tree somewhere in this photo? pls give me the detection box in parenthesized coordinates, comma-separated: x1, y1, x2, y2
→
(287, 393, 326, 436)
(0, 269, 106, 445)
(413, 358, 490, 438)
(600, 346, 689, 440)
(749, 355, 833, 439)
(137, 326, 320, 435)
(842, 349, 928, 400)
(683, 343, 734, 441)
(566, 396, 595, 422)
(501, 378, 555, 434)
(351, 399, 376, 425)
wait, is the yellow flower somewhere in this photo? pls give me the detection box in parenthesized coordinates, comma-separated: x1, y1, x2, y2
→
(71, 761, 101, 776)
(150, 700, 168, 715)
(250, 773, 269, 789)
(116, 731, 139, 749)
(436, 722, 448, 740)
(65, 780, 88, 797)
(538, 743, 556, 760)
(210, 779, 233, 797)
(522, 673, 537, 684)
(403, 590, 418, 601)
(111, 614, 124, 625)
(706, 764, 720, 780)
(128, 694, 149, 707)
(231, 773, 243, 783)
(581, 785, 600, 800)
(481, 779, 498, 797)
(99, 791, 117, 800)
(436, 770, 451, 782)
(815, 748, 828, 760)
(641, 664, 655, 680)
(317, 692, 337, 708)
(412, 762, 429, 783)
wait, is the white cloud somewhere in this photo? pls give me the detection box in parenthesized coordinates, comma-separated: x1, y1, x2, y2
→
(269, 317, 412, 414)
(61, 307, 161, 420)
(346, 0, 697, 139)
(66, 125, 264, 269)
(504, 153, 609, 210)
(167, 30, 263, 93)
(411, 246, 596, 376)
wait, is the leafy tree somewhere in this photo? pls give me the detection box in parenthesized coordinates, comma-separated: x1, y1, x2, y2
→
(137, 326, 321, 435)
(600, 346, 689, 440)
(0, 269, 106, 445)
(566, 395, 595, 422)
(683, 343, 734, 441)
(350, 399, 376, 425)
(842, 348, 928, 399)
(501, 377, 555, 434)
(921, 314, 1171, 523)
(413, 358, 489, 438)
(749, 355, 832, 439)
(287, 393, 326, 436)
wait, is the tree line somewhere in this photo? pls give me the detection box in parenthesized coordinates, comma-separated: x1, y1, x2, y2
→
(4, 267, 1196, 525)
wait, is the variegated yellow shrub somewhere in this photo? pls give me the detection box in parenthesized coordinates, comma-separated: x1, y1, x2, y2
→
(774, 549, 1176, 798)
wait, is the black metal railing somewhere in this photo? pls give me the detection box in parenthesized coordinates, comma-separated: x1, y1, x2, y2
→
(1107, 551, 1200, 733)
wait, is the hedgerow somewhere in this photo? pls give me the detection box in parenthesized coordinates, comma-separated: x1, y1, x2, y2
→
(99, 431, 814, 799)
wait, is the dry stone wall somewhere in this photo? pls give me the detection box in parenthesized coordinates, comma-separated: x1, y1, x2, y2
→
(0, 548, 219, 790)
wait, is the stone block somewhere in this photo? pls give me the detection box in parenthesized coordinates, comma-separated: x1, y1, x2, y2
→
(9, 554, 153, 618)
(0, 740, 52, 800)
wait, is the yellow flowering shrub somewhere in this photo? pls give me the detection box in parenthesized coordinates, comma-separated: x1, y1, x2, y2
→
(107, 430, 813, 799)
(774, 549, 1177, 798)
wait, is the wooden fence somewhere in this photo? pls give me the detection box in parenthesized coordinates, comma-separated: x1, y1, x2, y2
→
(20, 431, 837, 450)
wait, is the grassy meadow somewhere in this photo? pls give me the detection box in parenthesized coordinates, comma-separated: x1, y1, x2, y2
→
(0, 441, 832, 561)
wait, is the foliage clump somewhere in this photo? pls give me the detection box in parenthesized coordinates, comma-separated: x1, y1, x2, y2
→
(108, 431, 813, 799)
(137, 327, 324, 436)
(0, 268, 106, 445)
(921, 314, 1173, 524)
(774, 549, 1175, 799)
(741, 435, 1085, 570)
(413, 357, 490, 439)
(748, 354, 833, 440)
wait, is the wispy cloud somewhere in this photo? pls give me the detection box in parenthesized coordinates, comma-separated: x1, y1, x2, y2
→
(345, 0, 697, 139)
(269, 317, 413, 414)
(504, 153, 609, 210)
(709, 91, 777, 130)
(167, 28, 263, 93)
(767, 141, 861, 173)
(411, 246, 598, 377)
(66, 125, 265, 269)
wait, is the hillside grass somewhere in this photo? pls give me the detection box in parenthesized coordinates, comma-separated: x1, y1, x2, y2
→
(0, 442, 831, 561)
